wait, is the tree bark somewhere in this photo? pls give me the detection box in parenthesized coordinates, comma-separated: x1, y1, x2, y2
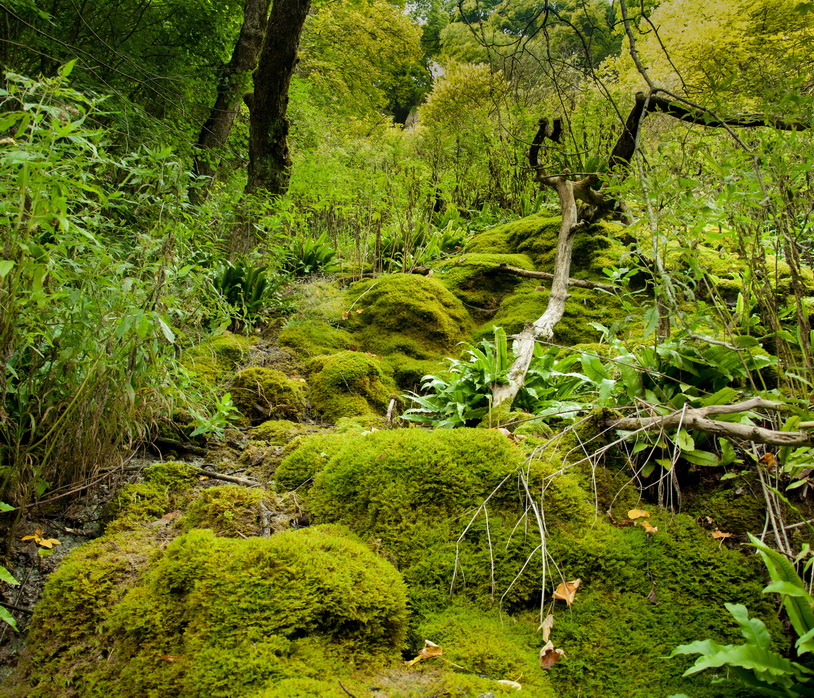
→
(492, 176, 581, 407)
(230, 0, 311, 255)
(246, 0, 310, 197)
(191, 0, 272, 204)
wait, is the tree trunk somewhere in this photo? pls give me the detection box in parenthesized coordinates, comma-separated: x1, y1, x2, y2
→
(191, 0, 272, 204)
(230, 0, 311, 255)
(492, 176, 580, 408)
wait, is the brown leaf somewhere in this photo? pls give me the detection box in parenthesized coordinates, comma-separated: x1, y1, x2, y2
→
(711, 530, 733, 539)
(341, 312, 349, 321)
(540, 641, 565, 670)
(759, 452, 778, 469)
(355, 308, 364, 314)
(627, 508, 650, 520)
(158, 654, 181, 662)
(553, 578, 581, 606)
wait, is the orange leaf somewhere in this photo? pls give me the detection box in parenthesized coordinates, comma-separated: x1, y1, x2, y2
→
(341, 312, 349, 321)
(759, 452, 778, 468)
(640, 520, 658, 534)
(553, 578, 581, 606)
(540, 641, 565, 670)
(711, 530, 733, 539)
(39, 538, 60, 549)
(405, 640, 442, 667)
(355, 308, 364, 314)
(628, 508, 650, 520)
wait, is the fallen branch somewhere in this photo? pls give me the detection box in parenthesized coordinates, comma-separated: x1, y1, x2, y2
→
(497, 264, 614, 291)
(196, 465, 263, 487)
(609, 398, 810, 446)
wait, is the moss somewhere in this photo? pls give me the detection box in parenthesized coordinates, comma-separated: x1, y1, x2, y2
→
(476, 287, 627, 346)
(276, 433, 351, 491)
(105, 461, 198, 533)
(295, 428, 535, 611)
(466, 214, 625, 278)
(230, 367, 308, 423)
(343, 274, 473, 356)
(383, 352, 446, 391)
(183, 486, 268, 537)
(306, 351, 394, 423)
(278, 320, 353, 359)
(434, 253, 538, 318)
(414, 605, 555, 695)
(543, 513, 782, 698)
(9, 526, 408, 698)
(253, 678, 350, 697)
(182, 332, 254, 386)
(249, 420, 317, 446)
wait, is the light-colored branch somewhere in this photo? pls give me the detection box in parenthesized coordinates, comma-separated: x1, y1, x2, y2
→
(610, 398, 808, 446)
(497, 264, 613, 291)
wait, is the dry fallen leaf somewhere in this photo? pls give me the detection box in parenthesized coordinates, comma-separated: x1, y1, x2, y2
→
(540, 641, 566, 670)
(639, 520, 658, 534)
(759, 452, 778, 469)
(540, 613, 554, 643)
(711, 530, 733, 539)
(553, 578, 581, 606)
(628, 508, 650, 520)
(496, 679, 523, 690)
(21, 527, 61, 549)
(405, 640, 443, 667)
(157, 654, 181, 662)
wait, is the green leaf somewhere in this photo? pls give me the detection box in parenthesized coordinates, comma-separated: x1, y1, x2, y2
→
(676, 428, 695, 452)
(0, 260, 14, 278)
(681, 449, 719, 467)
(157, 316, 175, 344)
(0, 565, 19, 586)
(0, 502, 14, 512)
(0, 605, 18, 631)
(726, 603, 771, 649)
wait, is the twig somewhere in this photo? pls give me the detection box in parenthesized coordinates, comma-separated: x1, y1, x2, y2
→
(196, 465, 262, 487)
(497, 264, 614, 290)
(0, 601, 33, 614)
(337, 681, 357, 698)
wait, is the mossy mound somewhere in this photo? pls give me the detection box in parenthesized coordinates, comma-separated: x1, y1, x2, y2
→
(466, 214, 624, 278)
(184, 485, 267, 537)
(433, 253, 538, 317)
(249, 419, 319, 446)
(230, 366, 307, 423)
(105, 461, 198, 534)
(285, 428, 542, 610)
(383, 352, 446, 391)
(306, 351, 393, 423)
(277, 320, 353, 359)
(476, 287, 627, 346)
(182, 332, 254, 386)
(7, 526, 407, 698)
(343, 274, 473, 356)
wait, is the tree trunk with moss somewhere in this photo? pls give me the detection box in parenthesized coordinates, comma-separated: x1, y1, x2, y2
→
(191, 0, 271, 204)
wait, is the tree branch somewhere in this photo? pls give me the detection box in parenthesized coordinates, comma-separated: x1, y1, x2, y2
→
(609, 398, 811, 447)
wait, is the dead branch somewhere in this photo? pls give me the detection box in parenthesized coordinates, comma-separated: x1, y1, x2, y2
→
(608, 398, 811, 446)
(498, 264, 613, 290)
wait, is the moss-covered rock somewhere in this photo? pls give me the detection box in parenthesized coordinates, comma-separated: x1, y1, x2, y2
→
(306, 351, 393, 423)
(182, 332, 254, 386)
(183, 485, 268, 537)
(230, 367, 307, 423)
(383, 352, 446, 391)
(7, 526, 408, 698)
(249, 419, 319, 446)
(343, 274, 473, 356)
(278, 320, 353, 359)
(467, 214, 624, 278)
(476, 287, 627, 346)
(105, 461, 198, 534)
(434, 253, 538, 318)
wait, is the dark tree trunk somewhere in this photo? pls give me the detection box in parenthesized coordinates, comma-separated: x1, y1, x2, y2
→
(191, 0, 271, 204)
(245, 0, 310, 197)
(230, 0, 311, 255)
